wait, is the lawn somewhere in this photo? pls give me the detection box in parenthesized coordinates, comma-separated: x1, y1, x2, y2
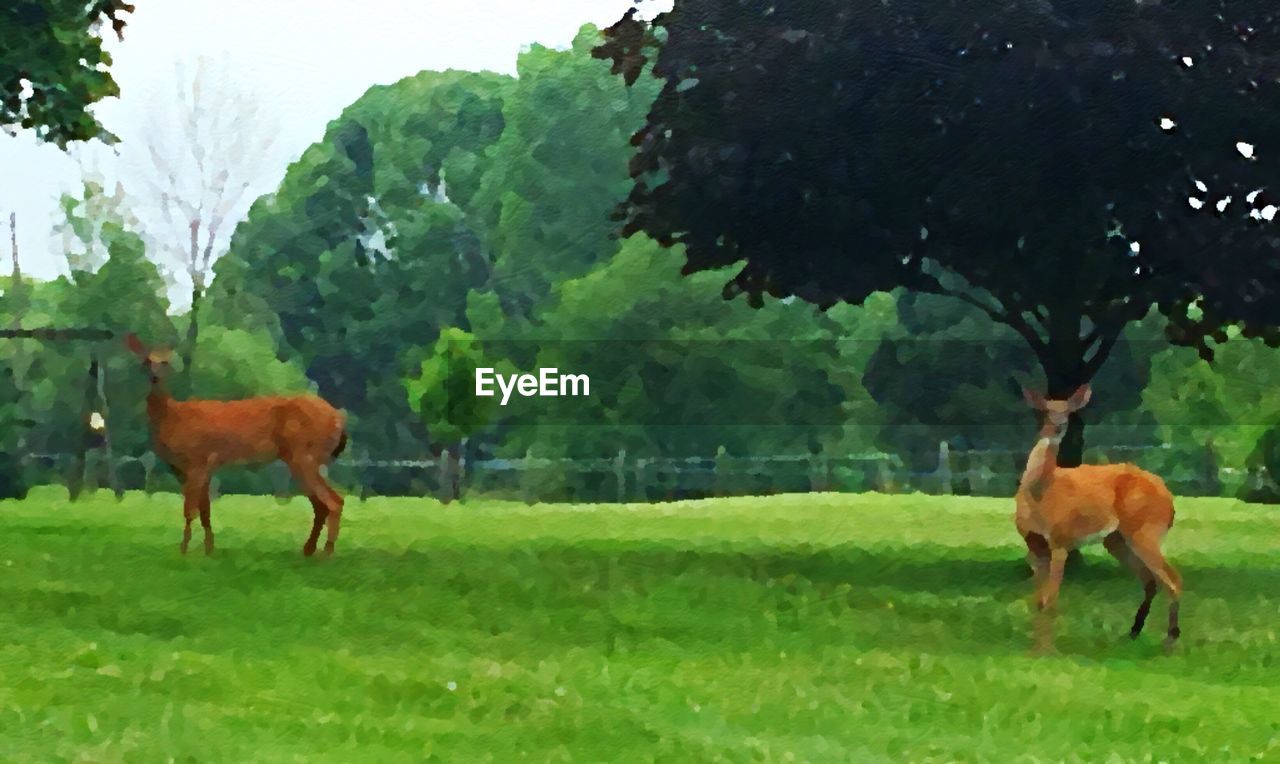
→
(1, 487, 1277, 762)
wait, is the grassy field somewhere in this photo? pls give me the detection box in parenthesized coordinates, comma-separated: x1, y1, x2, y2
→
(1, 488, 1277, 762)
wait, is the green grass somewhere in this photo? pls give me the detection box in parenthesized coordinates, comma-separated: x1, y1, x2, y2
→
(1, 487, 1277, 762)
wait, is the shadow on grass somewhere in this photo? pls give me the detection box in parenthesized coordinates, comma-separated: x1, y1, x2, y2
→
(9, 532, 1276, 671)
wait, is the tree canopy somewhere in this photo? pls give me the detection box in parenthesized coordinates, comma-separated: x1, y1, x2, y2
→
(597, 0, 1280, 462)
(1, 1, 132, 146)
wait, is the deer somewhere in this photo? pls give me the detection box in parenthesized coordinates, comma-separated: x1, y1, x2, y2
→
(1016, 383, 1183, 648)
(125, 334, 348, 557)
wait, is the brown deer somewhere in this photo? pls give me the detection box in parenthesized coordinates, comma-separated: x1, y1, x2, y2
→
(126, 334, 348, 557)
(1017, 384, 1182, 646)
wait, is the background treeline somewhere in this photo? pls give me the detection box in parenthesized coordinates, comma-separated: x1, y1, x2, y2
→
(4, 27, 1280, 503)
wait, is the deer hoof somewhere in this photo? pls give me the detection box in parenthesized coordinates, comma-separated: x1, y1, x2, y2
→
(302, 543, 317, 557)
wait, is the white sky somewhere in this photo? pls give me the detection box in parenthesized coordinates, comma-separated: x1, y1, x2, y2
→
(0, 0, 665, 301)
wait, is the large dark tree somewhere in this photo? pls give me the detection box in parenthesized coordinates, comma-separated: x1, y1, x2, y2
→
(597, 0, 1280, 466)
(1, 1, 132, 146)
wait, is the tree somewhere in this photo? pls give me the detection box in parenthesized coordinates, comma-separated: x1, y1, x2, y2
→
(472, 25, 660, 317)
(1, 1, 132, 147)
(53, 173, 139, 277)
(188, 327, 310, 400)
(134, 57, 278, 392)
(1144, 329, 1280, 496)
(863, 290, 1160, 481)
(56, 177, 176, 462)
(491, 234, 855, 460)
(597, 1, 1280, 466)
(220, 69, 509, 474)
(404, 328, 511, 501)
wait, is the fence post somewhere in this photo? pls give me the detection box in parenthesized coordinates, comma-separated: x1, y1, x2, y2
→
(808, 449, 828, 492)
(614, 449, 626, 503)
(141, 452, 156, 495)
(713, 446, 729, 496)
(458, 437, 468, 500)
(521, 447, 535, 504)
(634, 457, 647, 502)
(973, 450, 990, 496)
(935, 441, 952, 495)
(875, 457, 892, 493)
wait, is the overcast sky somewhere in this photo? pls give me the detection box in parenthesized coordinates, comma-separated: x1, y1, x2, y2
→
(0, 0, 665, 295)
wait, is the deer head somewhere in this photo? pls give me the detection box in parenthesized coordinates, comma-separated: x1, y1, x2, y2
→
(1022, 384, 1091, 442)
(125, 333, 175, 385)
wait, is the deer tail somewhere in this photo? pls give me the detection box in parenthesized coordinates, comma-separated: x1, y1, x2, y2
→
(332, 429, 348, 459)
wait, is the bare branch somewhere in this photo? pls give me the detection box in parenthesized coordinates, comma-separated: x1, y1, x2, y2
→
(132, 54, 278, 297)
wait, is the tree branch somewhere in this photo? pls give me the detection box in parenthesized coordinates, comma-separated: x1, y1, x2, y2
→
(914, 274, 1049, 363)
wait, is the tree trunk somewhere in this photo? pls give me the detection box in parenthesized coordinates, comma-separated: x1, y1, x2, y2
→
(182, 283, 202, 396)
(182, 220, 201, 396)
(1057, 411, 1086, 468)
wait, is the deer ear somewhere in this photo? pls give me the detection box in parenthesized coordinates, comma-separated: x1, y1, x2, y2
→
(1067, 384, 1093, 411)
(1022, 387, 1047, 410)
(125, 333, 147, 358)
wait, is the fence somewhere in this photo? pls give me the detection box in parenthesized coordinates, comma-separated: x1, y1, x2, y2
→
(9, 440, 1277, 504)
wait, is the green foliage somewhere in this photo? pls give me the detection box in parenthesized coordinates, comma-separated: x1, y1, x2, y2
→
(598, 0, 1280, 462)
(405, 327, 510, 447)
(494, 236, 865, 458)
(220, 69, 510, 458)
(0, 490, 1276, 759)
(189, 327, 310, 400)
(1145, 334, 1280, 496)
(865, 292, 1160, 471)
(0, 362, 29, 499)
(2, 181, 174, 468)
(473, 25, 661, 313)
(0, 1, 132, 146)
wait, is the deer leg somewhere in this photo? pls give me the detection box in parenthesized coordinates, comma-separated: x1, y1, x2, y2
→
(320, 481, 344, 557)
(288, 456, 343, 557)
(199, 485, 215, 555)
(1027, 545, 1067, 655)
(303, 495, 328, 557)
(1023, 532, 1050, 589)
(1127, 533, 1183, 645)
(1038, 546, 1068, 612)
(1104, 532, 1156, 638)
(179, 475, 206, 555)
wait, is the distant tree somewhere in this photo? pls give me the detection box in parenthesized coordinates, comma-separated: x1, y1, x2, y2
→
(864, 290, 1160, 476)
(189, 327, 310, 400)
(405, 328, 511, 501)
(0, 362, 29, 499)
(53, 173, 139, 277)
(0, 1, 132, 147)
(473, 25, 660, 318)
(56, 177, 175, 459)
(598, 1, 1280, 466)
(220, 69, 509, 467)
(497, 235, 853, 459)
(135, 56, 278, 392)
(1145, 330, 1280, 495)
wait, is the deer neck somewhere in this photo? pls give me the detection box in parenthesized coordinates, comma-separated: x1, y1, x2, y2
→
(1019, 427, 1062, 498)
(146, 379, 175, 426)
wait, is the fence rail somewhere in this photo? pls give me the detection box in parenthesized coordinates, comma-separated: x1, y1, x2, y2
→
(7, 440, 1277, 504)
